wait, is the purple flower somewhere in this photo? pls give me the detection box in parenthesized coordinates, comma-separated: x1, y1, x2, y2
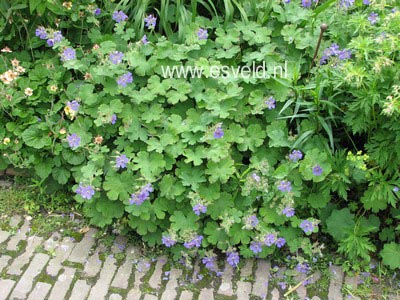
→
(227, 252, 240, 267)
(300, 220, 314, 234)
(250, 241, 263, 254)
(76, 183, 95, 200)
(109, 51, 124, 64)
(144, 14, 157, 29)
(320, 44, 351, 65)
(283, 0, 290, 3)
(53, 31, 63, 43)
(289, 150, 303, 162)
(117, 72, 133, 87)
(339, 0, 354, 8)
(35, 26, 47, 39)
(197, 28, 208, 40)
(184, 235, 203, 249)
(264, 234, 276, 246)
(67, 100, 80, 111)
(393, 187, 399, 192)
(275, 237, 286, 248)
(278, 281, 287, 290)
(296, 262, 311, 274)
(94, 8, 101, 15)
(61, 47, 76, 61)
(202, 256, 217, 271)
(282, 207, 295, 217)
(110, 114, 117, 124)
(142, 35, 149, 45)
(312, 165, 323, 176)
(277, 180, 292, 192)
(193, 204, 207, 216)
(115, 154, 129, 169)
(67, 133, 80, 148)
(130, 183, 153, 205)
(213, 125, 224, 139)
(47, 39, 55, 47)
(251, 173, 261, 182)
(265, 96, 276, 110)
(363, 0, 370, 4)
(113, 10, 128, 23)
(246, 215, 259, 228)
(338, 49, 352, 60)
(368, 12, 379, 25)
(162, 235, 176, 247)
(301, 0, 313, 8)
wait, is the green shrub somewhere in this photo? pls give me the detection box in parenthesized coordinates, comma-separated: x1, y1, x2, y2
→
(0, 0, 399, 269)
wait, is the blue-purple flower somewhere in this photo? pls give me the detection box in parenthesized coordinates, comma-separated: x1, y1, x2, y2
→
(251, 173, 261, 182)
(35, 26, 47, 39)
(300, 220, 314, 234)
(130, 183, 153, 205)
(250, 241, 263, 254)
(142, 35, 149, 45)
(213, 125, 224, 139)
(275, 237, 286, 248)
(296, 262, 311, 274)
(246, 215, 259, 228)
(76, 183, 95, 200)
(393, 187, 399, 192)
(117, 72, 133, 87)
(184, 235, 203, 249)
(61, 47, 76, 61)
(53, 31, 63, 43)
(301, 0, 314, 8)
(67, 100, 80, 111)
(265, 96, 276, 110)
(110, 114, 117, 124)
(227, 252, 240, 267)
(289, 150, 303, 162)
(67, 133, 80, 148)
(115, 154, 129, 169)
(278, 180, 292, 192)
(339, 0, 354, 8)
(162, 235, 176, 247)
(320, 44, 351, 65)
(197, 28, 208, 40)
(282, 207, 295, 217)
(144, 14, 157, 29)
(362, 0, 370, 4)
(113, 10, 128, 23)
(264, 234, 276, 246)
(109, 51, 124, 64)
(312, 165, 323, 176)
(368, 12, 379, 25)
(202, 256, 217, 271)
(94, 8, 101, 16)
(193, 203, 207, 216)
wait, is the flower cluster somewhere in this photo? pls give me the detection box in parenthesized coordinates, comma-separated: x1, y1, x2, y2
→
(244, 215, 259, 229)
(226, 252, 240, 267)
(368, 12, 379, 25)
(183, 235, 203, 249)
(35, 27, 63, 46)
(161, 235, 176, 247)
(76, 183, 95, 200)
(301, 0, 316, 8)
(193, 203, 207, 216)
(117, 72, 133, 87)
(278, 180, 292, 192)
(130, 183, 153, 205)
(61, 47, 76, 61)
(109, 51, 124, 64)
(300, 220, 315, 234)
(113, 10, 128, 23)
(265, 96, 276, 110)
(0, 59, 25, 85)
(282, 207, 295, 217)
(320, 44, 351, 65)
(339, 0, 354, 9)
(115, 154, 129, 169)
(197, 28, 208, 40)
(289, 150, 303, 162)
(264, 234, 286, 248)
(67, 133, 81, 149)
(144, 14, 157, 29)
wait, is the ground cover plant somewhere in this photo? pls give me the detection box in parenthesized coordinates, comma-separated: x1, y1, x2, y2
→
(0, 0, 399, 272)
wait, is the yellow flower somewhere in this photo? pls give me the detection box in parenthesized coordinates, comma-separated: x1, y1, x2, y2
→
(24, 88, 33, 96)
(3, 138, 11, 145)
(62, 1, 72, 10)
(59, 128, 67, 135)
(50, 85, 58, 92)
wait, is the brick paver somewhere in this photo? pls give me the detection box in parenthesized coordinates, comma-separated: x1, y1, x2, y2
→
(198, 288, 214, 300)
(217, 261, 234, 296)
(48, 267, 76, 300)
(252, 259, 270, 297)
(7, 218, 30, 251)
(68, 228, 97, 264)
(149, 256, 167, 289)
(328, 265, 344, 300)
(8, 236, 43, 275)
(83, 243, 106, 277)
(46, 236, 75, 276)
(0, 230, 10, 244)
(87, 255, 117, 300)
(0, 255, 11, 273)
(69, 279, 91, 300)
(27, 282, 52, 300)
(111, 245, 138, 289)
(0, 279, 15, 300)
(161, 268, 182, 300)
(179, 290, 193, 300)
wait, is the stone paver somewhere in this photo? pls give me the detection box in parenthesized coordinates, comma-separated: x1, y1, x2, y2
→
(236, 281, 252, 300)
(143, 295, 158, 300)
(109, 294, 123, 300)
(217, 261, 234, 296)
(27, 282, 52, 300)
(111, 235, 127, 253)
(328, 265, 344, 300)
(111, 245, 138, 289)
(8, 236, 43, 275)
(0, 279, 16, 300)
(149, 255, 167, 289)
(126, 288, 142, 300)
(9, 253, 50, 299)
(161, 268, 182, 300)
(7, 218, 30, 251)
(198, 288, 214, 300)
(87, 255, 117, 300)
(344, 275, 361, 300)
(271, 287, 280, 300)
(83, 243, 106, 277)
(252, 259, 270, 297)
(0, 230, 10, 244)
(43, 232, 61, 251)
(46, 236, 75, 276)
(69, 280, 91, 300)
(179, 290, 193, 300)
(294, 271, 308, 299)
(0, 255, 11, 273)
(240, 259, 254, 278)
(68, 228, 97, 263)
(9, 215, 22, 227)
(48, 267, 76, 300)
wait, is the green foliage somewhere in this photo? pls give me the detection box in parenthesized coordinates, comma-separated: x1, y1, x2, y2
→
(1, 0, 399, 269)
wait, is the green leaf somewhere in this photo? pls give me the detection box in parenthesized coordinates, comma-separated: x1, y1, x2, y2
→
(326, 208, 355, 241)
(205, 157, 235, 183)
(204, 221, 229, 249)
(132, 151, 166, 181)
(21, 125, 52, 149)
(34, 159, 53, 179)
(103, 172, 132, 201)
(237, 124, 266, 152)
(158, 175, 186, 200)
(52, 167, 70, 185)
(381, 243, 400, 269)
(170, 211, 199, 232)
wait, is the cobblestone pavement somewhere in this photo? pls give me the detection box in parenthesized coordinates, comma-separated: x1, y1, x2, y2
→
(0, 216, 397, 300)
